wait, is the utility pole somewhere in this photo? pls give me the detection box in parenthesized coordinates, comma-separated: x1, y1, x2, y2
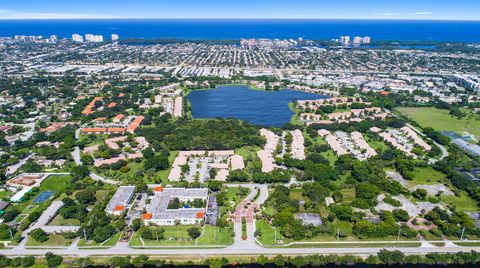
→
(156, 229, 158, 242)
(274, 227, 277, 242)
(337, 228, 340, 241)
(8, 228, 13, 240)
(461, 227, 466, 240)
(397, 225, 401, 241)
(83, 228, 87, 241)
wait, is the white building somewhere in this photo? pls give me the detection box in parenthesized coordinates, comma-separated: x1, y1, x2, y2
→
(143, 188, 208, 226)
(106, 186, 135, 215)
(72, 34, 84, 43)
(111, 34, 119, 41)
(340, 36, 350, 45)
(85, 34, 104, 43)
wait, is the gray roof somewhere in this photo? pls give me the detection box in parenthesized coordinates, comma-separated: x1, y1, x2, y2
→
(106, 186, 135, 212)
(0, 201, 9, 211)
(148, 188, 208, 220)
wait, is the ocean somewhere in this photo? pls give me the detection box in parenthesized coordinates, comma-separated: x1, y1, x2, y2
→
(0, 19, 480, 42)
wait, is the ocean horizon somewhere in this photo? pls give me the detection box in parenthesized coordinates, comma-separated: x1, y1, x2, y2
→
(1, 19, 480, 42)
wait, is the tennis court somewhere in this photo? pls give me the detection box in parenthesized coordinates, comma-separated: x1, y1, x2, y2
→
(33, 190, 55, 204)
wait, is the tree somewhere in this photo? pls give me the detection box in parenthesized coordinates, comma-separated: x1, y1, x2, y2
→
(70, 165, 90, 180)
(30, 228, 49, 243)
(208, 180, 223, 192)
(227, 170, 249, 182)
(393, 209, 410, 222)
(0, 255, 11, 267)
(413, 188, 428, 201)
(377, 249, 405, 265)
(21, 256, 35, 267)
(110, 257, 130, 268)
(132, 255, 149, 268)
(131, 219, 143, 231)
(75, 189, 96, 205)
(45, 252, 63, 267)
(187, 226, 201, 239)
(93, 225, 116, 243)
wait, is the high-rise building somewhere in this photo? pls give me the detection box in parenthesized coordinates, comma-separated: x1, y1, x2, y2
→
(111, 34, 119, 41)
(362, 36, 371, 44)
(72, 34, 84, 42)
(85, 34, 104, 42)
(340, 36, 350, 45)
(85, 34, 94, 42)
(353, 36, 363, 44)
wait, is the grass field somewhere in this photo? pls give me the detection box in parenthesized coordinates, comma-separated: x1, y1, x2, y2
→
(78, 232, 120, 248)
(255, 220, 279, 245)
(226, 187, 250, 209)
(0, 190, 11, 200)
(409, 167, 447, 186)
(396, 107, 480, 137)
(196, 225, 234, 245)
(26, 234, 73, 247)
(50, 214, 81, 226)
(39, 175, 70, 193)
(130, 226, 196, 247)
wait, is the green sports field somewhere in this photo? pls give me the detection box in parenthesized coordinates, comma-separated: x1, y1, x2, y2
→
(396, 107, 480, 137)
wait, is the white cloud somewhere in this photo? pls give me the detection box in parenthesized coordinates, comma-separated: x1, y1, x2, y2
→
(0, 9, 115, 19)
(413, 12, 433, 16)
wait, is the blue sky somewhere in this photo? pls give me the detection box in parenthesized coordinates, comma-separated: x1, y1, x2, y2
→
(0, 0, 478, 20)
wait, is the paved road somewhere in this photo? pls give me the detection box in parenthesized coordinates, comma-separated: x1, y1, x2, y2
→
(72, 129, 119, 185)
(406, 123, 449, 163)
(2, 244, 480, 257)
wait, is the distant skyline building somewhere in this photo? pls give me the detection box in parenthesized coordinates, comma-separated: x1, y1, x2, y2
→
(362, 36, 371, 44)
(111, 34, 119, 41)
(72, 33, 84, 42)
(340, 35, 350, 45)
(85, 34, 104, 42)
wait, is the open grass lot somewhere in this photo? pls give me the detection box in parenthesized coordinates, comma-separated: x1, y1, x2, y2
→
(409, 167, 447, 186)
(441, 191, 479, 212)
(26, 234, 73, 247)
(130, 226, 196, 247)
(196, 225, 234, 245)
(396, 107, 480, 136)
(0, 190, 11, 200)
(235, 146, 261, 161)
(226, 186, 250, 208)
(78, 232, 120, 248)
(50, 214, 81, 226)
(408, 167, 479, 212)
(39, 174, 70, 193)
(256, 220, 278, 245)
(39, 175, 70, 193)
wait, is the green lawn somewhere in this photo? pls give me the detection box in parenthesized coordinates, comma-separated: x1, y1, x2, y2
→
(130, 226, 196, 247)
(0, 190, 11, 200)
(78, 232, 120, 248)
(95, 190, 110, 202)
(49, 214, 81, 226)
(235, 146, 261, 161)
(441, 191, 479, 212)
(26, 234, 73, 247)
(397, 107, 480, 137)
(340, 188, 356, 203)
(196, 225, 234, 245)
(39, 175, 70, 193)
(409, 167, 447, 186)
(255, 220, 279, 245)
(226, 186, 250, 209)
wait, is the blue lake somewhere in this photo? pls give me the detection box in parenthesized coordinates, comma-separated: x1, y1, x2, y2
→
(186, 85, 327, 127)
